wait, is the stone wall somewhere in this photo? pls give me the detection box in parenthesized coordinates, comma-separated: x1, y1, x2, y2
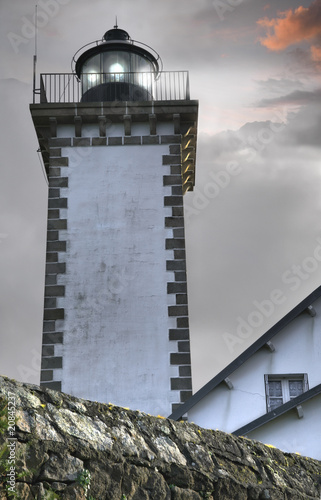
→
(0, 375, 321, 499)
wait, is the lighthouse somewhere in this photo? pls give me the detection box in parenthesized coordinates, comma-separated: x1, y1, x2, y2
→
(30, 25, 198, 417)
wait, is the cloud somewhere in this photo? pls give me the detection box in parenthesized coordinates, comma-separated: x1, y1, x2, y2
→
(257, 0, 321, 54)
(254, 77, 304, 95)
(255, 88, 321, 108)
(186, 103, 321, 386)
(311, 44, 321, 61)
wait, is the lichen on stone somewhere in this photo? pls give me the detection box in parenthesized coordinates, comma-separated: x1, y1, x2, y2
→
(0, 375, 321, 500)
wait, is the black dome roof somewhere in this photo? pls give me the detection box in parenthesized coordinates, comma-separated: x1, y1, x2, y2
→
(103, 28, 130, 42)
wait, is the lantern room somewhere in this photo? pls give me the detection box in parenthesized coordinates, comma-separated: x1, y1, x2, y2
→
(74, 25, 162, 102)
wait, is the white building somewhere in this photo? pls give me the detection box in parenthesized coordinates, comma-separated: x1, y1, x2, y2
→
(171, 287, 321, 459)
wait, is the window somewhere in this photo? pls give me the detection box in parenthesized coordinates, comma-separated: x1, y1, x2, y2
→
(265, 374, 308, 412)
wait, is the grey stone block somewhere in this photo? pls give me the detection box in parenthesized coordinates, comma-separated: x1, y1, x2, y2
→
(174, 271, 187, 282)
(108, 137, 122, 145)
(49, 167, 61, 177)
(44, 298, 56, 309)
(49, 148, 61, 157)
(48, 210, 59, 219)
(172, 186, 183, 195)
(43, 308, 65, 320)
(45, 262, 66, 274)
(124, 136, 141, 145)
(176, 293, 188, 305)
(45, 275, 57, 286)
(41, 357, 63, 369)
(43, 321, 55, 332)
(166, 260, 186, 271)
(123, 114, 131, 136)
(46, 230, 59, 241)
(48, 198, 67, 209)
(73, 137, 90, 147)
(166, 239, 185, 250)
(49, 157, 68, 167)
(173, 228, 185, 238)
(171, 403, 185, 414)
(50, 177, 68, 188)
(149, 114, 157, 135)
(46, 241, 66, 252)
(47, 219, 67, 230)
(178, 340, 190, 352)
(174, 250, 186, 259)
(49, 188, 60, 198)
(167, 282, 187, 294)
(170, 353, 191, 365)
(49, 138, 71, 147)
(142, 135, 159, 144)
(172, 207, 184, 217)
(165, 217, 184, 228)
(92, 137, 107, 146)
(43, 332, 63, 344)
(168, 305, 188, 317)
(164, 196, 183, 206)
(40, 381, 62, 391)
(45, 285, 65, 297)
(180, 390, 193, 402)
(74, 115, 82, 137)
(42, 345, 54, 357)
(98, 116, 107, 137)
(171, 378, 192, 390)
(177, 317, 189, 328)
(161, 135, 181, 144)
(179, 366, 191, 377)
(169, 329, 189, 341)
(40, 370, 53, 382)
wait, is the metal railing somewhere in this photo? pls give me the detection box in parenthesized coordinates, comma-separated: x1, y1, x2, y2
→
(36, 71, 190, 104)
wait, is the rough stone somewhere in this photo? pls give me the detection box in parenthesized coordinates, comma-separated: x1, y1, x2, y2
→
(0, 375, 321, 499)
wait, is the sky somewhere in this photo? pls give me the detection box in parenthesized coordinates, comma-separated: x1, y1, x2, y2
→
(1, 0, 321, 392)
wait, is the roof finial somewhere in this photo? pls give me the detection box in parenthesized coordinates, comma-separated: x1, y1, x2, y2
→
(114, 16, 118, 29)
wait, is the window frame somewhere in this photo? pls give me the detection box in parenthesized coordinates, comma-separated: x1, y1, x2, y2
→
(264, 374, 309, 412)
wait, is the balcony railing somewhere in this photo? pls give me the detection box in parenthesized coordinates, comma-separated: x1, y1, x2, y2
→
(35, 71, 190, 104)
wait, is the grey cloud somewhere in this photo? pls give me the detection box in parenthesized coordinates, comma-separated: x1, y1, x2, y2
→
(254, 77, 304, 95)
(255, 88, 321, 107)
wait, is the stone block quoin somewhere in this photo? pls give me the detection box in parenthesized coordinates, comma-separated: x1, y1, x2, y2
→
(41, 146, 68, 392)
(163, 142, 192, 415)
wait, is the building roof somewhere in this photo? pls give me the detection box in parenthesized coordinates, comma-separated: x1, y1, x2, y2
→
(233, 383, 321, 436)
(168, 285, 321, 420)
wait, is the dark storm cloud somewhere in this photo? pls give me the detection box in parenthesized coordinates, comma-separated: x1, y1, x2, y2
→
(254, 77, 304, 95)
(255, 88, 321, 107)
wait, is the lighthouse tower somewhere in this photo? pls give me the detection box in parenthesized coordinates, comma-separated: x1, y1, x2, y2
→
(30, 25, 198, 417)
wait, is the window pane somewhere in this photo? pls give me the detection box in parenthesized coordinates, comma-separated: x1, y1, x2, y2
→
(289, 380, 303, 398)
(82, 54, 100, 73)
(269, 381, 282, 397)
(103, 51, 130, 74)
(270, 398, 283, 411)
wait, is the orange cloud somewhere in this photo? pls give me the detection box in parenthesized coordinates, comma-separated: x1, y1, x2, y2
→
(311, 44, 321, 61)
(257, 0, 321, 51)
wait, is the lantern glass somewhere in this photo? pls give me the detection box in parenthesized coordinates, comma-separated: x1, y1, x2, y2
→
(78, 41, 159, 101)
